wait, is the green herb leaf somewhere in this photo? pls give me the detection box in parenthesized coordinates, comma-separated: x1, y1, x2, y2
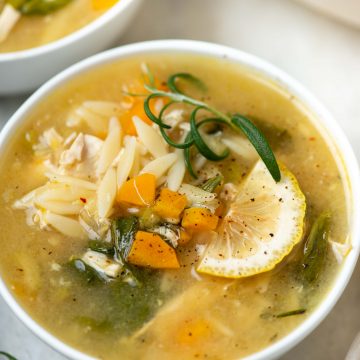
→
(276, 309, 306, 318)
(201, 174, 224, 192)
(144, 94, 171, 129)
(302, 212, 331, 284)
(111, 217, 139, 261)
(142, 70, 279, 181)
(231, 114, 281, 182)
(167, 73, 206, 94)
(0, 352, 17, 360)
(8, 0, 73, 15)
(109, 268, 165, 333)
(88, 240, 115, 256)
(191, 108, 230, 161)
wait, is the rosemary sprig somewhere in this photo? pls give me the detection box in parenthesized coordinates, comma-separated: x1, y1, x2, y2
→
(276, 309, 306, 318)
(134, 69, 280, 182)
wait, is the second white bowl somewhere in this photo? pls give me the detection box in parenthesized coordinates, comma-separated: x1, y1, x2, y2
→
(0, 0, 142, 96)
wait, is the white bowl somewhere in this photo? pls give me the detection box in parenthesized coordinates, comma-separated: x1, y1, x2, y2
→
(0, 0, 142, 96)
(0, 40, 359, 360)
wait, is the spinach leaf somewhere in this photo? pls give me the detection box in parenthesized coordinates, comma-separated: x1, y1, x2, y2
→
(302, 212, 331, 284)
(112, 216, 139, 261)
(88, 240, 115, 256)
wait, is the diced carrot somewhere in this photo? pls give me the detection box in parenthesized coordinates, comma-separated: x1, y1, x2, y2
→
(120, 76, 168, 135)
(117, 173, 156, 206)
(153, 188, 188, 222)
(127, 231, 180, 269)
(178, 228, 192, 246)
(91, 0, 117, 11)
(119, 100, 154, 136)
(182, 208, 219, 232)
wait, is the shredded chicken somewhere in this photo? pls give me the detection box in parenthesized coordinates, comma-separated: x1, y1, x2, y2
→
(59, 133, 84, 166)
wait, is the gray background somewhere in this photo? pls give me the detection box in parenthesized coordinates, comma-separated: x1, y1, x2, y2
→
(0, 0, 359, 359)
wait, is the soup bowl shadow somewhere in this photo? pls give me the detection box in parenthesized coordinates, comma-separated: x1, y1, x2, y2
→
(0, 40, 359, 360)
(0, 0, 142, 96)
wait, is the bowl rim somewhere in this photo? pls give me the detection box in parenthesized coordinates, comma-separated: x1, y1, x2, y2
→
(0, 0, 138, 62)
(0, 39, 359, 360)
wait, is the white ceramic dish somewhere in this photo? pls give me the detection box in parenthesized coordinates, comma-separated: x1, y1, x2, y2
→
(0, 40, 359, 360)
(0, 0, 142, 96)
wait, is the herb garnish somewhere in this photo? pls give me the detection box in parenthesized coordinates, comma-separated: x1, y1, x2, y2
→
(138, 69, 280, 182)
(7, 0, 72, 15)
(276, 309, 306, 318)
(302, 212, 331, 284)
(0, 351, 17, 360)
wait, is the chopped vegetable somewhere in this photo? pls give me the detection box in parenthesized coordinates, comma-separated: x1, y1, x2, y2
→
(276, 309, 306, 318)
(88, 240, 115, 255)
(127, 231, 180, 269)
(82, 250, 121, 278)
(179, 183, 220, 213)
(153, 188, 187, 223)
(109, 268, 165, 333)
(178, 228, 192, 246)
(117, 173, 156, 206)
(119, 100, 154, 136)
(138, 207, 161, 229)
(8, 0, 73, 15)
(302, 212, 331, 284)
(201, 174, 223, 192)
(141, 70, 280, 182)
(182, 207, 219, 232)
(111, 216, 139, 261)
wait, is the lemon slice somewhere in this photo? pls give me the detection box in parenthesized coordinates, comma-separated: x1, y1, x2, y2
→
(197, 160, 306, 278)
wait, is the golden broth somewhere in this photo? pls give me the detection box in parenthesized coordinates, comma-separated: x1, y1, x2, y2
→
(0, 55, 349, 359)
(0, 0, 114, 53)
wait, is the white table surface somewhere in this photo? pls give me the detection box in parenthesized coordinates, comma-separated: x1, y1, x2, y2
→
(0, 0, 359, 359)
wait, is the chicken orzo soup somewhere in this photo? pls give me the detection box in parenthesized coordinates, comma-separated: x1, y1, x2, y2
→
(0, 55, 350, 359)
(0, 0, 118, 52)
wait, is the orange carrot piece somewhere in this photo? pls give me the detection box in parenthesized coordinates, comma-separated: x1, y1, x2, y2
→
(182, 208, 219, 232)
(117, 173, 156, 206)
(153, 188, 188, 221)
(178, 229, 192, 246)
(127, 231, 180, 269)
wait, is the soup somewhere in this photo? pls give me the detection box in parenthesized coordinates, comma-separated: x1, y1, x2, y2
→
(0, 0, 117, 53)
(0, 55, 350, 359)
